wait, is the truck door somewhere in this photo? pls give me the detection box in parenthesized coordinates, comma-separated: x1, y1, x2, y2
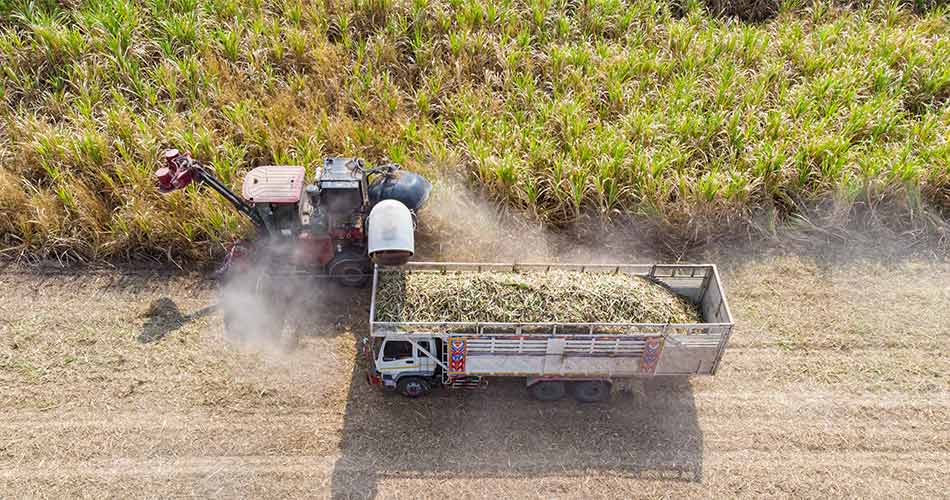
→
(377, 339, 417, 377)
(414, 339, 435, 374)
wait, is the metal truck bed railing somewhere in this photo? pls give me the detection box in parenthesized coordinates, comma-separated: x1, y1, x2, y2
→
(381, 261, 711, 277)
(369, 321, 732, 337)
(369, 262, 734, 374)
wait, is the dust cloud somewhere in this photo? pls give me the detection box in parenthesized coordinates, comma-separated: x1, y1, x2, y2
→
(417, 176, 950, 266)
(215, 241, 358, 376)
(415, 176, 644, 263)
(416, 176, 675, 264)
(415, 177, 556, 262)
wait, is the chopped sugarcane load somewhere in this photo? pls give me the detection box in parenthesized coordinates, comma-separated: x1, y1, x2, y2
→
(375, 270, 702, 324)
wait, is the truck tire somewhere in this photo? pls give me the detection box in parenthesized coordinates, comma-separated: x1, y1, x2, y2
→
(397, 376, 432, 398)
(571, 380, 612, 403)
(529, 381, 566, 401)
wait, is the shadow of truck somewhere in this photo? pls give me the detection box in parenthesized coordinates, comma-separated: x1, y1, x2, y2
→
(209, 272, 703, 497)
(329, 356, 703, 499)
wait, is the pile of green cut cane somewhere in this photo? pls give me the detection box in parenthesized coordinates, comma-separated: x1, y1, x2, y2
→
(375, 270, 702, 325)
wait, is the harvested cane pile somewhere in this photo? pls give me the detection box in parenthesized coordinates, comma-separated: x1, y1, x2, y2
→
(375, 271, 702, 324)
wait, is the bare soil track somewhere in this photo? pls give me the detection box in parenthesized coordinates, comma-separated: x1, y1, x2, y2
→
(1, 255, 948, 498)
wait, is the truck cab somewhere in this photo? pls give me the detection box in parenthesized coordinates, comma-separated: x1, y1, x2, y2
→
(367, 336, 440, 395)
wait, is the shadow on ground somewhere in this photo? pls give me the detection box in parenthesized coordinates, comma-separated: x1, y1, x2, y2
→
(329, 357, 703, 498)
(220, 273, 704, 498)
(139, 297, 216, 343)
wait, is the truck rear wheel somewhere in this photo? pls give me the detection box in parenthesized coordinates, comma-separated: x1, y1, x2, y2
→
(571, 380, 612, 403)
(397, 376, 431, 398)
(529, 381, 566, 401)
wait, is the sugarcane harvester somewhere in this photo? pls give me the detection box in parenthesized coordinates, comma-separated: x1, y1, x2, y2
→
(155, 149, 432, 284)
(156, 149, 432, 339)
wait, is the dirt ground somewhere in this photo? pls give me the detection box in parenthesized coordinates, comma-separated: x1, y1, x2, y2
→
(1, 253, 948, 498)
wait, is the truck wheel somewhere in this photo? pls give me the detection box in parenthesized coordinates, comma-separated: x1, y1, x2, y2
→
(529, 381, 566, 401)
(397, 377, 431, 398)
(571, 380, 612, 403)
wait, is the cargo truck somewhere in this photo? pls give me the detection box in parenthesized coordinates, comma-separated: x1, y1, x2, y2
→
(363, 262, 733, 402)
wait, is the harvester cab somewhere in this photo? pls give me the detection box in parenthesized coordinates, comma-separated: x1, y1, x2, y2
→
(155, 149, 431, 287)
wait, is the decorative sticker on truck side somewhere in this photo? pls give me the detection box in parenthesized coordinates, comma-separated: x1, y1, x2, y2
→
(640, 336, 665, 375)
(448, 337, 467, 376)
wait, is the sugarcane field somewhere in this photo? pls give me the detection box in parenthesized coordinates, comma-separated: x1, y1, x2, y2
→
(1, 0, 949, 498)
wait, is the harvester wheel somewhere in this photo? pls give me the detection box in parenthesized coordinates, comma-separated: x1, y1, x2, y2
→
(222, 310, 249, 342)
(219, 272, 261, 342)
(529, 381, 566, 401)
(220, 271, 289, 344)
(397, 377, 431, 398)
(328, 251, 371, 287)
(571, 380, 612, 403)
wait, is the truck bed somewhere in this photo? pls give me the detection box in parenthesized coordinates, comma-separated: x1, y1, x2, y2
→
(369, 262, 734, 377)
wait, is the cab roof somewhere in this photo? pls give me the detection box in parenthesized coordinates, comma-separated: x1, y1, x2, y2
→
(242, 166, 305, 203)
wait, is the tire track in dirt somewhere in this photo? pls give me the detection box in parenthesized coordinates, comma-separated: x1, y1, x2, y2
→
(3, 450, 947, 478)
(3, 451, 947, 499)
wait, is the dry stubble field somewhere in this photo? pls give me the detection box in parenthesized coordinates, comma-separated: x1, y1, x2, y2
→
(1, 252, 949, 498)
